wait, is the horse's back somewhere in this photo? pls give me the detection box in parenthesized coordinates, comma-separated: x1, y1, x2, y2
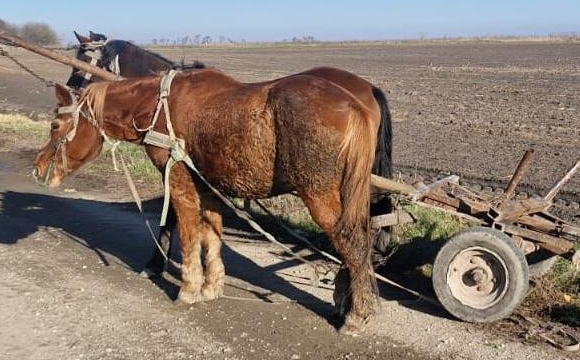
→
(178, 71, 278, 198)
(269, 74, 370, 134)
(180, 72, 372, 198)
(267, 75, 373, 193)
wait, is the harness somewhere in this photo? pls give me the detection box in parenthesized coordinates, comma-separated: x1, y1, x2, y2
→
(135, 69, 187, 226)
(77, 40, 120, 88)
(43, 88, 120, 186)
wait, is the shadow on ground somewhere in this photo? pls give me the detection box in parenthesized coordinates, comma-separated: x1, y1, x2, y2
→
(0, 190, 343, 326)
(0, 189, 453, 324)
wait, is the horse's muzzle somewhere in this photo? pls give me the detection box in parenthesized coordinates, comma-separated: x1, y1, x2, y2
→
(32, 166, 49, 186)
(32, 167, 40, 182)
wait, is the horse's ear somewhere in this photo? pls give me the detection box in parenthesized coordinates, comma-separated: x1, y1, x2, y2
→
(55, 84, 72, 106)
(89, 31, 107, 41)
(74, 31, 91, 44)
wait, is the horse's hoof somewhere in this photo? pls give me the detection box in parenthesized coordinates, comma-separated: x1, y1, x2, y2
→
(175, 289, 200, 305)
(338, 314, 371, 336)
(338, 323, 363, 337)
(333, 291, 349, 317)
(333, 301, 348, 317)
(200, 285, 224, 301)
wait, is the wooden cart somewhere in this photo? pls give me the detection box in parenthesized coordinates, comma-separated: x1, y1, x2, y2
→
(371, 150, 580, 322)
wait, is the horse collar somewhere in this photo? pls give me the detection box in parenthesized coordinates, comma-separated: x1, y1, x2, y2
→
(159, 69, 179, 99)
(139, 70, 183, 148)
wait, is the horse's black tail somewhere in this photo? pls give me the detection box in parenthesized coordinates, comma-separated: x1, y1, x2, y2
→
(371, 86, 393, 179)
(370, 86, 395, 267)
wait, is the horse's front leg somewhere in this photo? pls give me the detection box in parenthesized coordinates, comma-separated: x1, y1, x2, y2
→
(168, 163, 204, 304)
(199, 192, 225, 301)
(141, 206, 176, 278)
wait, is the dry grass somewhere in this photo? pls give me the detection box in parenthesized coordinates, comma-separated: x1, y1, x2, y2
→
(0, 113, 159, 182)
(0, 113, 48, 145)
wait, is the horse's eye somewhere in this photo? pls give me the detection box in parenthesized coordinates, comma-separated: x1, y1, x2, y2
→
(51, 121, 60, 131)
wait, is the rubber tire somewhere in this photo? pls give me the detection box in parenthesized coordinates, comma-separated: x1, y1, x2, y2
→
(528, 253, 559, 279)
(432, 227, 529, 323)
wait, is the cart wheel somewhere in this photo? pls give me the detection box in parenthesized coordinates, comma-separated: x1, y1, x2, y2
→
(527, 251, 559, 279)
(433, 227, 529, 322)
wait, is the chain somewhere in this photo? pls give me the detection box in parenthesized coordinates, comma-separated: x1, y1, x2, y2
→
(0, 45, 54, 87)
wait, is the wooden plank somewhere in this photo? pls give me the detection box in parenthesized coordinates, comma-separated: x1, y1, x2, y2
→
(371, 210, 415, 228)
(410, 175, 459, 201)
(504, 224, 574, 255)
(370, 174, 415, 195)
(493, 197, 550, 222)
(0, 30, 120, 82)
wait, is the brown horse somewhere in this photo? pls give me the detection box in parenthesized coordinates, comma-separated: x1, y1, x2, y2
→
(68, 32, 394, 275)
(34, 69, 379, 334)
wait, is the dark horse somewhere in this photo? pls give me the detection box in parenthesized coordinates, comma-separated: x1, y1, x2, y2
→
(34, 69, 379, 334)
(67, 31, 394, 275)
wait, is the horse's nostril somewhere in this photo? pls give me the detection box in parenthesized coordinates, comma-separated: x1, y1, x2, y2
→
(32, 167, 42, 182)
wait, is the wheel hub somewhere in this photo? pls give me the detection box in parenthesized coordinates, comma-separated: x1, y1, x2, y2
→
(447, 247, 509, 309)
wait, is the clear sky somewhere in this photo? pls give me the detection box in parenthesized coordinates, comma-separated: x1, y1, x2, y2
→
(2, 0, 579, 44)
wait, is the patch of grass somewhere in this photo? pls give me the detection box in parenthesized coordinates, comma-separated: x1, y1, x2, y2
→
(524, 258, 580, 326)
(551, 257, 580, 294)
(395, 204, 470, 243)
(0, 113, 48, 143)
(84, 142, 159, 181)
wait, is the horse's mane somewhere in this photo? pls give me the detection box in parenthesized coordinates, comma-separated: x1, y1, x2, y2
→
(79, 82, 110, 126)
(102, 40, 206, 70)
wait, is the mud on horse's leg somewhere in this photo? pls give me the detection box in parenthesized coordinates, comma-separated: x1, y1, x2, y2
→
(199, 193, 225, 300)
(141, 206, 176, 278)
(301, 190, 378, 335)
(168, 164, 204, 304)
(335, 233, 378, 336)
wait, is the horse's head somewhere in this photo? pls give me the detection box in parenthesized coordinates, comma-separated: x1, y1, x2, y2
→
(33, 84, 104, 187)
(66, 31, 110, 89)
(68, 31, 206, 84)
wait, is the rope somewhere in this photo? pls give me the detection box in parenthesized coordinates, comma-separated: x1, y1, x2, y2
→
(119, 153, 169, 261)
(253, 199, 439, 306)
(0, 45, 55, 87)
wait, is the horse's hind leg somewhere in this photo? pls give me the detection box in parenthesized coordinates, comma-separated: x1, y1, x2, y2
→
(168, 164, 204, 304)
(199, 193, 225, 301)
(300, 189, 378, 335)
(141, 206, 176, 278)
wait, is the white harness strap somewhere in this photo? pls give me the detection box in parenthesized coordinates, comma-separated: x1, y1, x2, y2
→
(136, 69, 180, 139)
(79, 40, 110, 87)
(138, 70, 185, 224)
(108, 55, 121, 77)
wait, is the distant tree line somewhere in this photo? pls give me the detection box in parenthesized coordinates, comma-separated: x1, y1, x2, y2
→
(0, 18, 60, 46)
(149, 34, 318, 46)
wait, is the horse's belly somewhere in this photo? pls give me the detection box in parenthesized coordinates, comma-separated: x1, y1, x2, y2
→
(193, 123, 283, 198)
